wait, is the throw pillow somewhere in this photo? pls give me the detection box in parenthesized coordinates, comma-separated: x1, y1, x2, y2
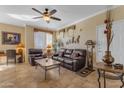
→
(58, 52, 64, 57)
(71, 52, 78, 58)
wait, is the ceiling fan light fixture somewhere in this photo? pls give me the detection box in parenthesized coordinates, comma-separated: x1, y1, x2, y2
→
(46, 20, 50, 23)
(32, 8, 61, 23)
(43, 16, 50, 21)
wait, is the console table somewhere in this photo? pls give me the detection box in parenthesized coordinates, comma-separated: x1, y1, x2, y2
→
(94, 62, 124, 88)
(0, 53, 23, 63)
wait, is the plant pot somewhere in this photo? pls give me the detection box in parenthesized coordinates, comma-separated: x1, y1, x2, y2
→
(102, 51, 114, 65)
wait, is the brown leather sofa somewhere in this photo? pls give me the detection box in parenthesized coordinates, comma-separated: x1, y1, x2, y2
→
(52, 48, 86, 71)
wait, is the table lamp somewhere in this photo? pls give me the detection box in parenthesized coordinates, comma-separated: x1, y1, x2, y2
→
(16, 43, 24, 55)
(46, 44, 52, 57)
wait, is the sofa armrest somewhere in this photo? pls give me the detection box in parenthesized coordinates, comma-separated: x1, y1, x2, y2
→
(72, 56, 82, 60)
(29, 57, 35, 66)
(72, 58, 86, 71)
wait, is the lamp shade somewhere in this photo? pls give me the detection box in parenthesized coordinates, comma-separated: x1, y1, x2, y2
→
(16, 43, 24, 48)
(47, 44, 52, 49)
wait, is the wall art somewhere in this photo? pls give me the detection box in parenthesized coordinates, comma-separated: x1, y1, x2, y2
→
(2, 31, 21, 45)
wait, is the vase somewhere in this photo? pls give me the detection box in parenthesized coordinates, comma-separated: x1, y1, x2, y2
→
(102, 51, 114, 65)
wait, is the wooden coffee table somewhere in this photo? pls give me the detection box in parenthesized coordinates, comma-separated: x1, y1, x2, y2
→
(35, 58, 61, 80)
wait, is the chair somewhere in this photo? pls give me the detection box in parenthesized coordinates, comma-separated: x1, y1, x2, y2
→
(28, 49, 44, 66)
(6, 49, 16, 65)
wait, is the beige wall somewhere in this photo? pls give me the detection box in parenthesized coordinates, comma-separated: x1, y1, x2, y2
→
(0, 23, 25, 63)
(0, 23, 25, 51)
(57, 6, 124, 62)
(0, 23, 35, 63)
(0, 23, 54, 63)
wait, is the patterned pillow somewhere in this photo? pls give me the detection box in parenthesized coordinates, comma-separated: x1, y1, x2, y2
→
(66, 49, 73, 54)
(71, 52, 78, 58)
(58, 52, 64, 57)
(71, 53, 82, 60)
(77, 52, 83, 56)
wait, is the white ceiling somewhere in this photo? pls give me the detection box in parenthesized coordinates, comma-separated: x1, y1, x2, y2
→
(0, 5, 109, 31)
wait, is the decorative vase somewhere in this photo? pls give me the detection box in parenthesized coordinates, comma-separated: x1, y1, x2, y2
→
(102, 51, 114, 65)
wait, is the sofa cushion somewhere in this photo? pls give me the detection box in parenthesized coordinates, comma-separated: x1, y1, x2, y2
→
(35, 54, 42, 57)
(63, 49, 73, 58)
(29, 49, 43, 54)
(58, 57, 64, 62)
(65, 49, 73, 54)
(52, 56, 58, 60)
(34, 57, 43, 60)
(29, 54, 36, 57)
(64, 58, 73, 65)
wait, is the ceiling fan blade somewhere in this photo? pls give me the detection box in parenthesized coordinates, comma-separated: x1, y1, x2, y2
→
(50, 16, 61, 21)
(32, 8, 43, 15)
(32, 16, 43, 19)
(50, 9, 57, 15)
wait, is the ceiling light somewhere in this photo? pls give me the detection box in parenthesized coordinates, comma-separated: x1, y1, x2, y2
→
(43, 16, 50, 23)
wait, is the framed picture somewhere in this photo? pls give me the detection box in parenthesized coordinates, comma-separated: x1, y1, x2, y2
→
(2, 31, 21, 45)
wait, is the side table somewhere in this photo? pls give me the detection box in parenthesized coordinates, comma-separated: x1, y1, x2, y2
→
(94, 62, 124, 88)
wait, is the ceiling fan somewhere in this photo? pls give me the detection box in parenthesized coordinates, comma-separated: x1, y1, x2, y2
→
(32, 8, 61, 23)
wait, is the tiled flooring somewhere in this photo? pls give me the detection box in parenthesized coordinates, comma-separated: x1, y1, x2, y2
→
(0, 63, 122, 88)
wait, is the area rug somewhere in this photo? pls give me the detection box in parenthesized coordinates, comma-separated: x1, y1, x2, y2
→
(77, 67, 95, 77)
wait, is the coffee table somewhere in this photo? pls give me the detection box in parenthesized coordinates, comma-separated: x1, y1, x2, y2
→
(35, 58, 61, 80)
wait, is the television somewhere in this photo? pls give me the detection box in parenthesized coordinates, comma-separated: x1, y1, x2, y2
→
(2, 31, 21, 45)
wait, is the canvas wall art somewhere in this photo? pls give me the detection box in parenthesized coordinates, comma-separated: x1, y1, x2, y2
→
(2, 31, 21, 45)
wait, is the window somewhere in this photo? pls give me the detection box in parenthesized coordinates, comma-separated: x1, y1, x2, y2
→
(46, 33, 52, 46)
(34, 32, 52, 49)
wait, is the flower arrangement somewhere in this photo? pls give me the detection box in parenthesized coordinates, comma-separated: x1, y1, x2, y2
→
(102, 10, 114, 65)
(104, 10, 114, 52)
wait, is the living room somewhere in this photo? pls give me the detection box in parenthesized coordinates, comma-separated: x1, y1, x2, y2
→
(0, 4, 124, 89)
